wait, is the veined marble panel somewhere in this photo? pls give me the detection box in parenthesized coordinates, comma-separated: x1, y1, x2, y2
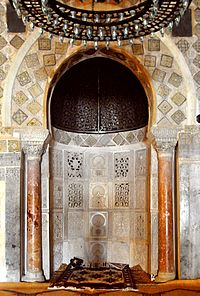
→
(5, 167, 20, 281)
(179, 162, 200, 279)
(0, 181, 6, 281)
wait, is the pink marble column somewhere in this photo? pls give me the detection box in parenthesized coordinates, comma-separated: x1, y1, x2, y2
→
(151, 127, 178, 282)
(21, 128, 49, 282)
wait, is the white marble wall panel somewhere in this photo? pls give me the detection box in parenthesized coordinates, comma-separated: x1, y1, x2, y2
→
(42, 213, 50, 279)
(112, 211, 130, 240)
(0, 180, 6, 280)
(50, 140, 150, 272)
(109, 241, 129, 264)
(50, 149, 63, 178)
(179, 162, 200, 279)
(150, 212, 158, 275)
(135, 177, 147, 209)
(5, 166, 20, 281)
(89, 183, 108, 209)
(67, 211, 84, 239)
(131, 242, 148, 271)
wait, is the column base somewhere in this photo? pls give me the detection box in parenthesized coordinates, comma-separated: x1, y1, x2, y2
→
(22, 271, 45, 282)
(155, 271, 175, 283)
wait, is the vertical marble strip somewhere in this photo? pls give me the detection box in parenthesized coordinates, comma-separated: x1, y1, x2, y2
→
(0, 181, 6, 280)
(42, 213, 50, 280)
(158, 157, 174, 275)
(151, 127, 178, 282)
(5, 167, 20, 281)
(27, 159, 42, 273)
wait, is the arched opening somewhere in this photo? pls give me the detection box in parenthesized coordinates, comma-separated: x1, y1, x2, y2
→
(48, 52, 152, 275)
(50, 57, 149, 133)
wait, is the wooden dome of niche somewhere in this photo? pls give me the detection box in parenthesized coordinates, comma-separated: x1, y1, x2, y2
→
(50, 57, 149, 133)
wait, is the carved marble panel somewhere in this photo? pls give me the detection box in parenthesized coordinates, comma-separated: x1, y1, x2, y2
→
(42, 213, 50, 279)
(89, 184, 108, 209)
(67, 183, 83, 209)
(132, 242, 148, 272)
(89, 212, 108, 238)
(66, 152, 83, 178)
(0, 153, 20, 166)
(5, 167, 20, 281)
(52, 179, 63, 209)
(88, 241, 107, 264)
(63, 239, 85, 264)
(114, 153, 129, 179)
(135, 149, 147, 177)
(53, 212, 63, 241)
(50, 149, 63, 178)
(151, 212, 158, 275)
(53, 242, 63, 271)
(114, 183, 129, 208)
(67, 211, 84, 239)
(135, 177, 146, 209)
(108, 241, 129, 264)
(112, 212, 130, 239)
(90, 154, 107, 179)
(179, 162, 200, 279)
(134, 212, 147, 240)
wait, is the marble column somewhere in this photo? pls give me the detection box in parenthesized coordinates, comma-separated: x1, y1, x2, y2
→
(21, 128, 49, 282)
(151, 127, 178, 282)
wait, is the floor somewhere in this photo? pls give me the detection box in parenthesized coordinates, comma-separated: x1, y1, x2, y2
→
(0, 280, 200, 296)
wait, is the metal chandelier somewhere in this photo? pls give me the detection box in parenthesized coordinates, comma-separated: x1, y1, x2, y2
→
(11, 0, 192, 48)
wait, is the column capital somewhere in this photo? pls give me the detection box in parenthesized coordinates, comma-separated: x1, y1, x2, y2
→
(150, 126, 179, 155)
(20, 127, 49, 159)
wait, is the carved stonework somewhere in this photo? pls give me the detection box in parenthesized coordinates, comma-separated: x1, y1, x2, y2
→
(21, 128, 49, 159)
(150, 127, 179, 155)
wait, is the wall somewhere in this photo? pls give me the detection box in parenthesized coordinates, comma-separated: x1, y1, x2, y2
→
(50, 127, 150, 274)
(0, 0, 199, 281)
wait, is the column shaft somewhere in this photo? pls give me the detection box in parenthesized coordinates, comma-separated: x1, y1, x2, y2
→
(158, 155, 174, 279)
(21, 128, 49, 282)
(27, 158, 42, 273)
(151, 127, 178, 282)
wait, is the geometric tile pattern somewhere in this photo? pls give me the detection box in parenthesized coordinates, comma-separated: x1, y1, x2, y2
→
(12, 109, 28, 125)
(148, 39, 160, 51)
(176, 39, 190, 53)
(28, 83, 43, 98)
(0, 35, 7, 50)
(157, 84, 171, 98)
(152, 68, 166, 82)
(168, 72, 183, 87)
(34, 67, 48, 81)
(27, 118, 42, 126)
(43, 54, 56, 66)
(13, 91, 28, 106)
(158, 100, 173, 115)
(193, 40, 200, 53)
(25, 53, 40, 68)
(171, 110, 186, 125)
(17, 71, 31, 86)
(27, 100, 42, 114)
(144, 55, 156, 67)
(160, 54, 173, 68)
(193, 54, 200, 68)
(38, 37, 51, 50)
(9, 35, 24, 49)
(0, 86, 3, 98)
(193, 71, 200, 85)
(0, 52, 7, 66)
(132, 43, 144, 55)
(171, 93, 186, 106)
